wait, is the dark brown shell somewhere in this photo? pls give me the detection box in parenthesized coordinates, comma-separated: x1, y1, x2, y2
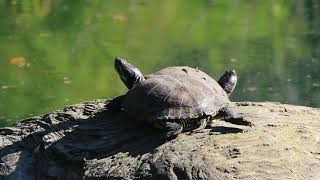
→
(122, 67, 230, 123)
(154, 66, 230, 102)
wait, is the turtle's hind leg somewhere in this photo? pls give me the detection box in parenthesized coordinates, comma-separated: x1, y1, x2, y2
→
(155, 122, 183, 140)
(219, 107, 252, 127)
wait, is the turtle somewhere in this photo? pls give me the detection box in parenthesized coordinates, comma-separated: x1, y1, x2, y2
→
(108, 57, 252, 140)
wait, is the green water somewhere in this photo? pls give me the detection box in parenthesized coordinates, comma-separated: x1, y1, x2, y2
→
(0, 0, 319, 126)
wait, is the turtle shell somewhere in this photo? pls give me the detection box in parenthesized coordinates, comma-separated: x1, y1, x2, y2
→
(154, 66, 230, 102)
(122, 69, 230, 123)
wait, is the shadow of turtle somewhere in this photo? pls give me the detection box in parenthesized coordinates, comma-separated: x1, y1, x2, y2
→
(0, 100, 247, 179)
(45, 109, 165, 164)
(210, 126, 244, 134)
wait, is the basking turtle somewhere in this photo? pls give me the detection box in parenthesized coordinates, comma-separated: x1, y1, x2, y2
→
(109, 57, 251, 140)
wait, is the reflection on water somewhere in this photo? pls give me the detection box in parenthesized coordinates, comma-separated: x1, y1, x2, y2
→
(0, 0, 319, 126)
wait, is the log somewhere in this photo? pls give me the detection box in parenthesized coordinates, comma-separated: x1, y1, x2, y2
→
(0, 99, 319, 179)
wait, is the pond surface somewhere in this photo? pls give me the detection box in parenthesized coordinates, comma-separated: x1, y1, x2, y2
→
(0, 0, 319, 126)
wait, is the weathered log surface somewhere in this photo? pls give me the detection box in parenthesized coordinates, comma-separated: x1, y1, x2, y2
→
(0, 99, 319, 180)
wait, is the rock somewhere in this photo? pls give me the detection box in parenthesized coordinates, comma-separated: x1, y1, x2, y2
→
(0, 99, 320, 179)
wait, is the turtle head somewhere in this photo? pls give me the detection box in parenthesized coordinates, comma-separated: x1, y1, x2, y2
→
(218, 69, 237, 96)
(114, 57, 145, 89)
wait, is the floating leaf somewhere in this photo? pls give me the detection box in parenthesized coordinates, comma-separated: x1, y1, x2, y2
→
(10, 56, 26, 65)
(247, 86, 257, 92)
(1, 85, 17, 89)
(63, 77, 72, 84)
(312, 82, 320, 87)
(112, 14, 128, 22)
(64, 80, 72, 84)
(9, 56, 30, 68)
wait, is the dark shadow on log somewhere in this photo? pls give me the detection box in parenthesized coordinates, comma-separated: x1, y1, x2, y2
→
(44, 109, 165, 164)
(0, 100, 251, 179)
(0, 100, 166, 179)
(210, 126, 244, 134)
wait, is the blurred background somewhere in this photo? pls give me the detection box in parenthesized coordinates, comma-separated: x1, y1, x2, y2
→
(0, 0, 319, 126)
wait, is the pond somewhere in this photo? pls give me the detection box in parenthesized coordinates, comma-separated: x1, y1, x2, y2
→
(0, 0, 319, 126)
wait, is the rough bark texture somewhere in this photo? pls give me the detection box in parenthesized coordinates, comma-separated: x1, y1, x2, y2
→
(0, 99, 319, 180)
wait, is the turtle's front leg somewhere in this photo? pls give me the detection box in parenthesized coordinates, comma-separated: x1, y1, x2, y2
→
(106, 95, 126, 112)
(192, 118, 208, 132)
(219, 107, 252, 127)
